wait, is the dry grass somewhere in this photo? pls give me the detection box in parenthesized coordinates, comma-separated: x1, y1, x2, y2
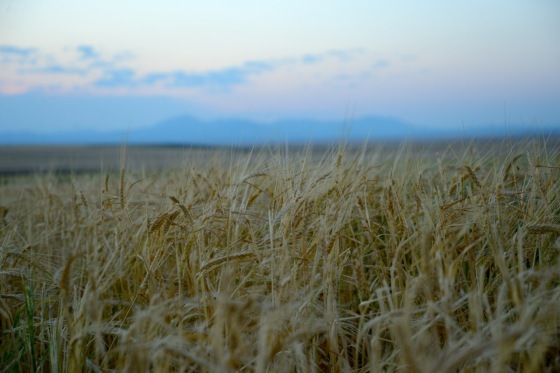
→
(1, 138, 559, 372)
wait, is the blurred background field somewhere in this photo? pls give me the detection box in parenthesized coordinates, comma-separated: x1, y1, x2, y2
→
(2, 136, 559, 175)
(0, 145, 208, 175)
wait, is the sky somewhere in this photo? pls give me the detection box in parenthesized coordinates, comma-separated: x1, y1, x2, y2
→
(0, 0, 559, 134)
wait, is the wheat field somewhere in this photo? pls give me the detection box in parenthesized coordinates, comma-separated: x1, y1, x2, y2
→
(1, 138, 559, 372)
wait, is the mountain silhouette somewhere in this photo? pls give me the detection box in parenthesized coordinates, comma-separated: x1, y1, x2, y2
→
(1, 114, 555, 145)
(126, 115, 415, 145)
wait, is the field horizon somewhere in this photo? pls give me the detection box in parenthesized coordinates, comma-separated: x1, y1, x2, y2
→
(1, 135, 558, 175)
(1, 136, 559, 372)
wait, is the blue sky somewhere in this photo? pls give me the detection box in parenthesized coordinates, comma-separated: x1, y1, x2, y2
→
(1, 0, 559, 133)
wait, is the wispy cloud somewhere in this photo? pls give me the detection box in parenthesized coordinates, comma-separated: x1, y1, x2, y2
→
(0, 44, 371, 95)
(4, 44, 120, 76)
(0, 45, 38, 66)
(152, 61, 272, 89)
(94, 68, 137, 87)
(301, 54, 325, 65)
(300, 49, 364, 65)
(159, 69, 247, 88)
(31, 65, 88, 75)
(0, 45, 36, 57)
(76, 45, 100, 60)
(95, 61, 274, 91)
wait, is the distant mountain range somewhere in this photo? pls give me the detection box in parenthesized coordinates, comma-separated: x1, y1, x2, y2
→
(1, 115, 558, 145)
(127, 115, 419, 145)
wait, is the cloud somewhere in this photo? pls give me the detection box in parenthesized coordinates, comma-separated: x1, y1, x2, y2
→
(300, 49, 364, 65)
(95, 68, 137, 87)
(0, 45, 36, 57)
(244, 60, 274, 72)
(76, 45, 100, 60)
(34, 65, 88, 75)
(97, 60, 274, 91)
(165, 61, 273, 90)
(0, 45, 37, 65)
(1, 44, 280, 93)
(8, 45, 130, 79)
(1, 44, 369, 95)
(170, 68, 247, 87)
(301, 54, 325, 64)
